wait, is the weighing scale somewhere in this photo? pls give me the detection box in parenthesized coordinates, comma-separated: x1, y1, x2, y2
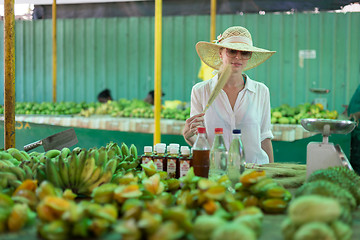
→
(301, 118, 356, 178)
(310, 88, 330, 109)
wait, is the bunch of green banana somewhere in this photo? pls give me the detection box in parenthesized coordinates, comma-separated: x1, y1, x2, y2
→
(115, 143, 140, 172)
(0, 159, 34, 192)
(43, 147, 118, 196)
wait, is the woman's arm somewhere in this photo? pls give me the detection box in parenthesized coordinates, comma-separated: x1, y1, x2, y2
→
(261, 138, 274, 163)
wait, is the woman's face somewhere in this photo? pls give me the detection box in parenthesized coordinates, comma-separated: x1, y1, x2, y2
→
(219, 48, 251, 73)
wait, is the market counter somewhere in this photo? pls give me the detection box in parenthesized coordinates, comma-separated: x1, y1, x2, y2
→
(8, 115, 317, 142)
(0, 116, 351, 164)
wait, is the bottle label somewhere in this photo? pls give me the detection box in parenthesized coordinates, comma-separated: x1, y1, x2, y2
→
(180, 160, 190, 177)
(167, 158, 177, 178)
(142, 156, 152, 165)
(154, 159, 163, 171)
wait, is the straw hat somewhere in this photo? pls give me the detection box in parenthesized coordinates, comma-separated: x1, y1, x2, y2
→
(196, 26, 276, 71)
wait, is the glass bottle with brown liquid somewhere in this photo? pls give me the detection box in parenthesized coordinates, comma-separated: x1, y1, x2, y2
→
(192, 127, 210, 178)
(141, 146, 153, 166)
(153, 145, 166, 172)
(177, 146, 191, 178)
(166, 147, 179, 178)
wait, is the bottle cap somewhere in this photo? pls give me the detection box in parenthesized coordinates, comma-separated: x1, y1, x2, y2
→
(170, 147, 179, 155)
(169, 143, 180, 149)
(197, 127, 206, 134)
(144, 146, 152, 153)
(180, 146, 189, 152)
(157, 146, 166, 154)
(215, 128, 223, 134)
(233, 129, 241, 134)
(181, 147, 190, 155)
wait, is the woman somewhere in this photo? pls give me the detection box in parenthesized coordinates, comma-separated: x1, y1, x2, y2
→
(183, 26, 276, 164)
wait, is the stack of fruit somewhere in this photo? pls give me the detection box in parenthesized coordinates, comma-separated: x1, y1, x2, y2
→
(271, 103, 338, 124)
(0, 142, 140, 196)
(281, 166, 359, 240)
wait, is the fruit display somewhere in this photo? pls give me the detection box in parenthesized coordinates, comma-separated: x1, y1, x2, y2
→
(271, 103, 339, 124)
(281, 166, 360, 240)
(2, 100, 338, 124)
(0, 143, 298, 239)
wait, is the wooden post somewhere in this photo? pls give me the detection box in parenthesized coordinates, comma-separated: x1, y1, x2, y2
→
(4, 0, 15, 149)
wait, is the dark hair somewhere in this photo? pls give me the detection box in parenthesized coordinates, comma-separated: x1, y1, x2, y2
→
(98, 89, 112, 99)
(148, 90, 165, 98)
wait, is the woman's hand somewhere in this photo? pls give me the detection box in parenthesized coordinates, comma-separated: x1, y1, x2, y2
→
(183, 113, 205, 146)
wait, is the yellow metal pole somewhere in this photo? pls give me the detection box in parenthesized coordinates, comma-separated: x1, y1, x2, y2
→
(153, 0, 162, 145)
(4, 0, 15, 149)
(52, 0, 57, 102)
(210, 0, 216, 41)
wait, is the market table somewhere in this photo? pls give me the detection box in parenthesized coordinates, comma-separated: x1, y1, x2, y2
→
(5, 115, 318, 141)
(0, 115, 351, 164)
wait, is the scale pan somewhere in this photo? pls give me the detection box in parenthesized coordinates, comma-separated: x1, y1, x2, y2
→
(301, 118, 356, 135)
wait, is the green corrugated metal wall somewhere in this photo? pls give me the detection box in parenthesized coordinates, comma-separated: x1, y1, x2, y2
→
(0, 12, 359, 112)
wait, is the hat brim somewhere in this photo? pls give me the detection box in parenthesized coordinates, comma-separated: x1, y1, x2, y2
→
(196, 41, 276, 71)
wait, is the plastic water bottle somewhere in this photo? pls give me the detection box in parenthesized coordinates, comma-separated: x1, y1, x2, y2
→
(227, 129, 245, 186)
(209, 128, 228, 180)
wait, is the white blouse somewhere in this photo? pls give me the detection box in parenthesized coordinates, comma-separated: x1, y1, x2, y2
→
(190, 74, 273, 164)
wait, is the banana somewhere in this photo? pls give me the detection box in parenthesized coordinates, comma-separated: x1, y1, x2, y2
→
(76, 149, 88, 185)
(79, 156, 96, 184)
(81, 170, 113, 195)
(121, 143, 130, 157)
(97, 147, 108, 167)
(31, 161, 41, 173)
(0, 152, 13, 160)
(8, 166, 26, 181)
(0, 177, 8, 188)
(45, 149, 61, 159)
(105, 158, 117, 175)
(2, 160, 15, 167)
(60, 147, 71, 159)
(23, 164, 33, 180)
(11, 151, 26, 162)
(129, 144, 138, 160)
(89, 149, 99, 164)
(68, 151, 79, 188)
(58, 155, 70, 188)
(29, 152, 40, 158)
(8, 179, 22, 189)
(0, 172, 18, 182)
(0, 160, 11, 168)
(72, 147, 82, 155)
(45, 158, 63, 188)
(77, 166, 102, 192)
(38, 153, 46, 163)
(20, 151, 30, 161)
(6, 148, 21, 156)
(34, 167, 47, 183)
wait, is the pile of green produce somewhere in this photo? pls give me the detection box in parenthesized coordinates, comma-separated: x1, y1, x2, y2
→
(12, 102, 92, 115)
(271, 103, 338, 124)
(281, 166, 360, 240)
(1, 100, 339, 123)
(0, 144, 294, 239)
